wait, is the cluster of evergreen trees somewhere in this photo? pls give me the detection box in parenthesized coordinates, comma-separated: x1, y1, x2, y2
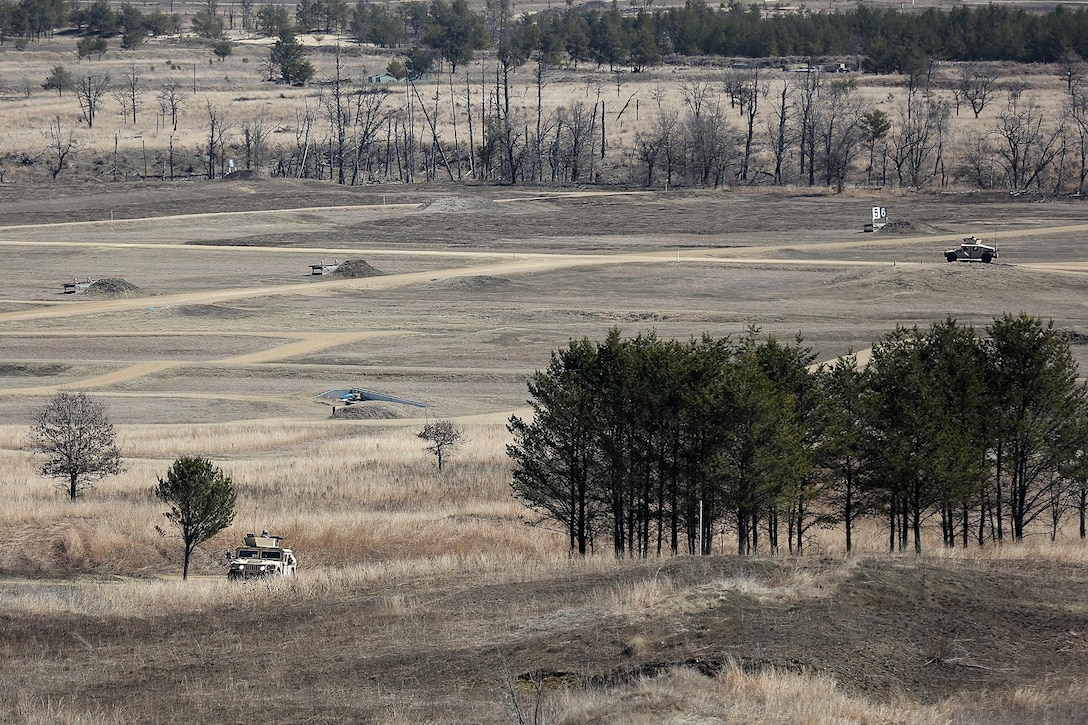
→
(508, 316, 1088, 558)
(346, 2, 1088, 74)
(9, 0, 1088, 74)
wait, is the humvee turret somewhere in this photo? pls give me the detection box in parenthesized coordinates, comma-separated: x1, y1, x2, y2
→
(945, 237, 998, 263)
(226, 532, 297, 581)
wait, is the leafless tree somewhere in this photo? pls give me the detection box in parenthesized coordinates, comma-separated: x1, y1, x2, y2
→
(817, 80, 867, 192)
(205, 100, 231, 179)
(46, 116, 76, 181)
(27, 390, 123, 500)
(765, 79, 797, 186)
(891, 97, 949, 188)
(351, 88, 393, 183)
(320, 44, 352, 184)
(955, 64, 1000, 119)
(738, 68, 761, 183)
(558, 101, 595, 182)
(240, 115, 271, 172)
(418, 420, 464, 472)
(796, 70, 822, 185)
(120, 64, 143, 124)
(1059, 51, 1088, 97)
(1068, 93, 1088, 194)
(994, 95, 1063, 191)
(955, 130, 998, 189)
(75, 73, 111, 128)
(157, 83, 185, 132)
(635, 109, 682, 188)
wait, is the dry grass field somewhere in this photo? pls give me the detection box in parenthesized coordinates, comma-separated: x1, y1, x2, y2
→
(2, 178, 1088, 722)
(4, 20, 1088, 721)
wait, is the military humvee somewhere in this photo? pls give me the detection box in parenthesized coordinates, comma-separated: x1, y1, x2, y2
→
(226, 532, 297, 580)
(945, 237, 998, 263)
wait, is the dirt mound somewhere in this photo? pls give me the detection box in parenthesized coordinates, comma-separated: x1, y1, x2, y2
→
(439, 275, 515, 291)
(332, 260, 385, 278)
(176, 304, 250, 318)
(83, 278, 143, 297)
(416, 196, 502, 213)
(878, 219, 938, 234)
(219, 169, 269, 181)
(332, 405, 401, 419)
(826, 264, 1025, 295)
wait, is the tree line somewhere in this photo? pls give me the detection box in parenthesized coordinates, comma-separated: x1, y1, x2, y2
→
(508, 316, 1088, 557)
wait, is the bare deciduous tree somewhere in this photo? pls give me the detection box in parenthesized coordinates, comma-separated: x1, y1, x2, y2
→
(75, 73, 111, 128)
(27, 390, 123, 500)
(157, 82, 185, 132)
(241, 115, 271, 172)
(121, 63, 143, 124)
(205, 100, 231, 179)
(955, 64, 1000, 119)
(418, 420, 464, 471)
(994, 96, 1063, 191)
(46, 116, 77, 181)
(765, 79, 797, 186)
(891, 98, 948, 188)
(351, 88, 393, 184)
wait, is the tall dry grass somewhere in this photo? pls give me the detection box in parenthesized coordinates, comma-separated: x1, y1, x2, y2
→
(6, 414, 1088, 580)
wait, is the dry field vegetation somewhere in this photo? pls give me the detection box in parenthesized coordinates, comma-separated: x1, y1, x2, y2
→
(0, 8, 1076, 187)
(2, 179, 1088, 722)
(3, 24, 1088, 719)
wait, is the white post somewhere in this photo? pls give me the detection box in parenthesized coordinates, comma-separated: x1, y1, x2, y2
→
(698, 499, 704, 555)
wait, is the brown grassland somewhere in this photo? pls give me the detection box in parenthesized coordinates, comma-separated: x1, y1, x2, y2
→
(5, 21, 1088, 724)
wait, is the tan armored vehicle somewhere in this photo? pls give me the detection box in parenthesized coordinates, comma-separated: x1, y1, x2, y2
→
(227, 531, 297, 581)
(945, 236, 998, 263)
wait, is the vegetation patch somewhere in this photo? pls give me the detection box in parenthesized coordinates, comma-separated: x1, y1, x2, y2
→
(0, 362, 69, 376)
(175, 304, 251, 318)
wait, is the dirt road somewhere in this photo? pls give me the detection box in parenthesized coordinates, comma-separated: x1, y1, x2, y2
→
(2, 197, 1086, 423)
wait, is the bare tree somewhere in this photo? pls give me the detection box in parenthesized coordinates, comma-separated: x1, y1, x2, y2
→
(240, 115, 271, 172)
(418, 420, 464, 471)
(351, 88, 393, 183)
(796, 70, 822, 185)
(635, 109, 681, 188)
(891, 98, 948, 188)
(765, 79, 797, 186)
(994, 95, 1063, 191)
(75, 73, 111, 128)
(955, 64, 1000, 119)
(817, 80, 867, 192)
(46, 116, 77, 181)
(558, 101, 595, 182)
(320, 44, 352, 184)
(27, 390, 123, 500)
(1059, 51, 1088, 97)
(738, 69, 762, 183)
(120, 63, 143, 124)
(205, 100, 231, 179)
(1069, 92, 1088, 194)
(157, 83, 185, 132)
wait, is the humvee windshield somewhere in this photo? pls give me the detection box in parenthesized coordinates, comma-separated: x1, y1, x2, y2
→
(260, 551, 282, 560)
(238, 549, 259, 558)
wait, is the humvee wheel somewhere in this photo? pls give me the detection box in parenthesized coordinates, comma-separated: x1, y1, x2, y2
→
(945, 252, 958, 262)
(981, 252, 992, 263)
